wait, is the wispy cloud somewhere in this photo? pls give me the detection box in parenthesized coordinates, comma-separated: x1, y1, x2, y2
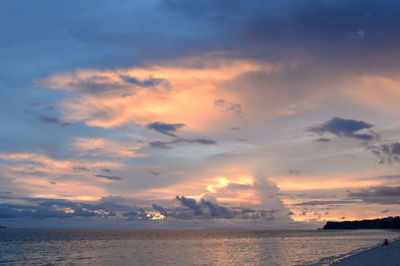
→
(348, 186, 400, 205)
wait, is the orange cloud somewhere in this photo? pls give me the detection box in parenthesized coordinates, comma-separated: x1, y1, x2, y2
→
(270, 175, 382, 191)
(0, 151, 121, 199)
(18, 178, 105, 201)
(71, 137, 145, 158)
(342, 75, 400, 114)
(0, 152, 120, 175)
(41, 57, 282, 131)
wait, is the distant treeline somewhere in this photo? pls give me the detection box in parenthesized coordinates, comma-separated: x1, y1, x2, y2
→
(323, 216, 400, 230)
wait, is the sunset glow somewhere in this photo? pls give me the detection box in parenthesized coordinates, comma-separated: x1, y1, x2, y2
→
(2, 0, 400, 229)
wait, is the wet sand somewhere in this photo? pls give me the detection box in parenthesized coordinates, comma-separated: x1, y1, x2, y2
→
(334, 238, 400, 265)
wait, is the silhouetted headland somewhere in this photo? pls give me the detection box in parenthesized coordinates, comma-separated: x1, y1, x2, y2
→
(323, 216, 400, 230)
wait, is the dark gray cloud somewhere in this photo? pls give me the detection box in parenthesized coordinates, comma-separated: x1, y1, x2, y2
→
(4, 0, 400, 90)
(288, 169, 301, 176)
(168, 196, 280, 220)
(152, 204, 169, 216)
(172, 138, 218, 145)
(149, 141, 172, 149)
(120, 76, 168, 88)
(294, 200, 358, 206)
(314, 137, 331, 143)
(348, 186, 400, 204)
(0, 195, 281, 222)
(149, 138, 218, 149)
(94, 174, 123, 181)
(162, 0, 400, 76)
(308, 117, 375, 140)
(147, 122, 185, 137)
(369, 142, 400, 165)
(149, 171, 160, 176)
(0, 196, 148, 220)
(38, 115, 71, 127)
(73, 166, 90, 172)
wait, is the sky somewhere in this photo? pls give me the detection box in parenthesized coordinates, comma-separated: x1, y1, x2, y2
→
(1, 0, 400, 229)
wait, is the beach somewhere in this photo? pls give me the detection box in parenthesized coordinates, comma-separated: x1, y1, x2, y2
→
(334, 238, 400, 266)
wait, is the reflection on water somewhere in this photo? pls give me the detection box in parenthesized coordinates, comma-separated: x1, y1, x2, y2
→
(0, 229, 399, 265)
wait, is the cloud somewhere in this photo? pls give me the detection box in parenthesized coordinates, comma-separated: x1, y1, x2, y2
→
(288, 169, 300, 176)
(214, 99, 242, 117)
(73, 166, 90, 172)
(0, 197, 136, 220)
(94, 174, 123, 181)
(149, 141, 172, 149)
(0, 194, 283, 222)
(172, 138, 217, 145)
(40, 57, 272, 130)
(294, 200, 358, 206)
(71, 137, 143, 158)
(154, 195, 281, 220)
(149, 138, 218, 149)
(0, 151, 121, 200)
(369, 142, 400, 165)
(120, 76, 168, 88)
(38, 115, 71, 127)
(314, 137, 331, 143)
(348, 186, 400, 204)
(147, 121, 185, 137)
(359, 175, 400, 181)
(308, 117, 376, 140)
(348, 29, 365, 40)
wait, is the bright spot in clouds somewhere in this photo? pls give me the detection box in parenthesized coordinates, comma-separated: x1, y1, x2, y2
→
(2, 0, 400, 229)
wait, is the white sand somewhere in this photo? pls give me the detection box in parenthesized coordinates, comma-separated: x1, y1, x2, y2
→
(334, 239, 400, 266)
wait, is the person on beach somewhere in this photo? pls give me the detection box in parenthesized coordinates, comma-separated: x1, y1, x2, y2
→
(383, 239, 389, 246)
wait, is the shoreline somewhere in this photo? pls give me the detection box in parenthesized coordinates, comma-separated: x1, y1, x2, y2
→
(330, 237, 400, 265)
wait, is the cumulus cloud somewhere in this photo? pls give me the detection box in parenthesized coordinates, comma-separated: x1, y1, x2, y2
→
(348, 186, 400, 205)
(308, 117, 376, 140)
(149, 195, 282, 220)
(0, 194, 284, 222)
(147, 121, 186, 137)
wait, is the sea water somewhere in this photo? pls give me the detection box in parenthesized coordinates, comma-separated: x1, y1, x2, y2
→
(0, 229, 399, 265)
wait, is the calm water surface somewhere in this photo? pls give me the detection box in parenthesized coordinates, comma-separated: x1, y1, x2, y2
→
(0, 229, 399, 265)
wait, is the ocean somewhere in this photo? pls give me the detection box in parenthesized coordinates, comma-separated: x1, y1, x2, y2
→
(0, 229, 399, 265)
